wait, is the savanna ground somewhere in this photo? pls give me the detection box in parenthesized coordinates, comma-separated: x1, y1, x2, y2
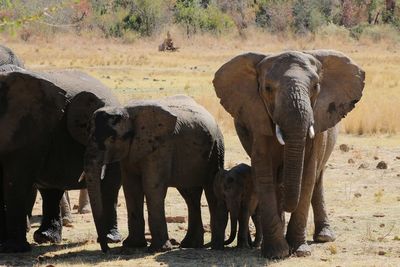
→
(1, 31, 400, 266)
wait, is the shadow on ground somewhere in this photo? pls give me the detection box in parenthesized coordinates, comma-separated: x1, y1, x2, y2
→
(155, 247, 273, 266)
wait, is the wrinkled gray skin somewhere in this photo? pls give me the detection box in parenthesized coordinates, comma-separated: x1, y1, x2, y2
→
(0, 67, 122, 252)
(0, 45, 24, 67)
(214, 163, 262, 248)
(213, 50, 365, 258)
(82, 95, 225, 252)
(0, 45, 90, 232)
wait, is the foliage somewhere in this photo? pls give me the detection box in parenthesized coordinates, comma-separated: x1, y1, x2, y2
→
(0, 0, 399, 40)
(174, 0, 234, 36)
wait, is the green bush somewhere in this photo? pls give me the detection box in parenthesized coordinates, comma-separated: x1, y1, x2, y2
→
(175, 0, 234, 35)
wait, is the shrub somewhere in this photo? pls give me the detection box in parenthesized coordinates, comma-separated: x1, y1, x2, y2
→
(256, 0, 293, 33)
(174, 0, 234, 36)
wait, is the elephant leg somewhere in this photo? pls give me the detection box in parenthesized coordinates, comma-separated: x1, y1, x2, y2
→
(178, 187, 204, 248)
(33, 188, 64, 244)
(237, 207, 251, 249)
(78, 189, 91, 214)
(285, 155, 317, 257)
(101, 162, 122, 243)
(1, 167, 33, 252)
(312, 170, 336, 243)
(252, 209, 262, 248)
(143, 184, 170, 252)
(0, 163, 5, 244)
(60, 191, 73, 226)
(122, 170, 146, 248)
(204, 182, 227, 250)
(25, 186, 38, 233)
(252, 142, 288, 259)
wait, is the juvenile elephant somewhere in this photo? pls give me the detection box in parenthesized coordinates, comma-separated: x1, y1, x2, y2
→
(213, 50, 365, 258)
(81, 95, 225, 252)
(0, 67, 122, 252)
(214, 163, 262, 248)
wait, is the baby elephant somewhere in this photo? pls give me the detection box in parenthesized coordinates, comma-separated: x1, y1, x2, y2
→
(214, 163, 262, 248)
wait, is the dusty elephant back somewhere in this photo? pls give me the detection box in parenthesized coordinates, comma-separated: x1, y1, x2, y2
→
(0, 45, 24, 68)
(39, 70, 119, 106)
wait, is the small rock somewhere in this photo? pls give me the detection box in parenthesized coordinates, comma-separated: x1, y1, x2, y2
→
(348, 158, 355, 164)
(378, 250, 386, 256)
(354, 192, 362, 198)
(373, 213, 385, 218)
(72, 204, 79, 210)
(396, 156, 400, 160)
(358, 163, 369, 169)
(178, 225, 187, 231)
(373, 156, 379, 160)
(166, 216, 186, 223)
(397, 174, 400, 177)
(380, 223, 385, 228)
(339, 144, 350, 152)
(376, 161, 388, 169)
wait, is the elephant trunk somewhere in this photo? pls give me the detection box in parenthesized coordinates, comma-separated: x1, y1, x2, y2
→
(83, 144, 109, 252)
(282, 138, 306, 212)
(224, 210, 238, 246)
(279, 85, 312, 212)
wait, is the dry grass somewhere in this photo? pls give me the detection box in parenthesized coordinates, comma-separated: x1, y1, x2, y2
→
(1, 31, 400, 266)
(3, 29, 400, 135)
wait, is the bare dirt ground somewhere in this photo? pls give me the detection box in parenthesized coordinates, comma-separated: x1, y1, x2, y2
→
(0, 35, 400, 266)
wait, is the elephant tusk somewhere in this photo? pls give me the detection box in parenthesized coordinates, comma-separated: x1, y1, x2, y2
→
(100, 165, 107, 180)
(309, 125, 315, 139)
(78, 171, 86, 183)
(275, 124, 285, 146)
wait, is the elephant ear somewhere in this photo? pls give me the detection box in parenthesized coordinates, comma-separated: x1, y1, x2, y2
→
(0, 70, 66, 151)
(213, 53, 273, 136)
(304, 50, 365, 133)
(67, 92, 105, 145)
(127, 102, 177, 157)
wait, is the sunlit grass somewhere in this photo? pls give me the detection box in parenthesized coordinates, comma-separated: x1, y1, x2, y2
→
(4, 29, 400, 136)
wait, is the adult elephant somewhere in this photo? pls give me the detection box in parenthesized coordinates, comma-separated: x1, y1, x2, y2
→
(0, 66, 122, 252)
(80, 95, 226, 252)
(213, 50, 365, 258)
(0, 45, 92, 237)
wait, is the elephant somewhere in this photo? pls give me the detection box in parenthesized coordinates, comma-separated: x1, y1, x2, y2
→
(213, 50, 365, 258)
(80, 94, 225, 252)
(0, 45, 91, 232)
(214, 163, 262, 249)
(0, 66, 122, 252)
(0, 45, 24, 67)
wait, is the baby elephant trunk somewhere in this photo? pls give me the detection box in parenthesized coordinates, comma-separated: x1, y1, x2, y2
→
(224, 210, 238, 246)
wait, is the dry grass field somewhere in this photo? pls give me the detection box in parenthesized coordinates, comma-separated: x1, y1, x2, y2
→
(1, 31, 400, 266)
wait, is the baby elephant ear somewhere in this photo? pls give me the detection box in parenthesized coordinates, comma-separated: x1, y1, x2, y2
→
(304, 50, 365, 133)
(213, 53, 273, 136)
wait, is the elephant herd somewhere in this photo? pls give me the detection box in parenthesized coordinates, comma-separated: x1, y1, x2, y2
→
(0, 44, 365, 259)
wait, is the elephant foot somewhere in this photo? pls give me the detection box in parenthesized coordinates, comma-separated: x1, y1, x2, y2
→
(33, 227, 62, 244)
(106, 228, 122, 243)
(252, 237, 262, 248)
(62, 214, 73, 227)
(122, 236, 147, 248)
(148, 240, 172, 253)
(237, 239, 251, 249)
(0, 239, 31, 253)
(180, 234, 204, 248)
(314, 224, 336, 243)
(261, 238, 289, 259)
(78, 204, 91, 214)
(291, 242, 311, 257)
